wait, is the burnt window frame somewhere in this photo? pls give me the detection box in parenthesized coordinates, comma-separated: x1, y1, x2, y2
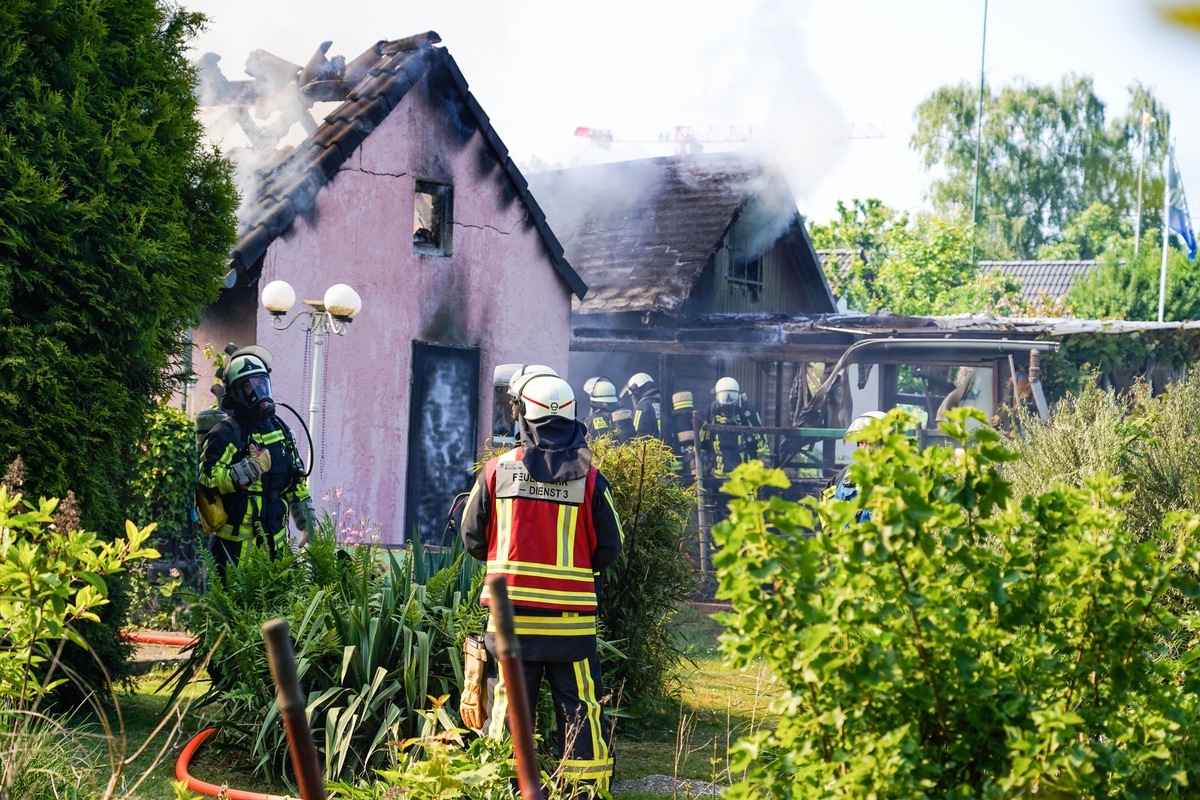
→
(725, 224, 764, 299)
(414, 180, 453, 256)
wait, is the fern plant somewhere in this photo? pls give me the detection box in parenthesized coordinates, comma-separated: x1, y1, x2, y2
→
(166, 514, 483, 785)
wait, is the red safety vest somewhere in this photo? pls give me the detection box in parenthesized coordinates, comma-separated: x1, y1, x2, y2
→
(480, 448, 600, 612)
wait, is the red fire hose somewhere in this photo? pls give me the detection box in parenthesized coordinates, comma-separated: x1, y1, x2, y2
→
(124, 630, 199, 647)
(487, 575, 545, 800)
(127, 630, 296, 800)
(176, 727, 291, 800)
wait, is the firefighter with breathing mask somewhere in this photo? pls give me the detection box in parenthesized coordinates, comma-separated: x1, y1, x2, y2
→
(460, 373, 624, 792)
(198, 347, 313, 578)
(699, 376, 769, 479)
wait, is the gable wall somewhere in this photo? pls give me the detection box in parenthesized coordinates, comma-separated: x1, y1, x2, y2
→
(686, 215, 812, 315)
(200, 69, 572, 546)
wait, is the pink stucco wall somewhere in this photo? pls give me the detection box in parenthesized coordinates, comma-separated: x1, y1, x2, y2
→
(194, 69, 573, 545)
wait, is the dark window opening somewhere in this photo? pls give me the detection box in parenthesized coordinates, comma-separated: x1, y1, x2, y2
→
(729, 254, 763, 286)
(414, 181, 453, 255)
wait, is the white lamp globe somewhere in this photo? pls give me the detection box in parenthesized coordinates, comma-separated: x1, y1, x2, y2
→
(261, 280, 297, 314)
(324, 283, 363, 321)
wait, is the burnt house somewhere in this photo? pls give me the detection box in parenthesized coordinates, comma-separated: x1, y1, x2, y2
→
(190, 33, 583, 547)
(528, 153, 837, 431)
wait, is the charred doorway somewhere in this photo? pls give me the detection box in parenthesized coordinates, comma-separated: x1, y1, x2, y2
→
(404, 342, 480, 547)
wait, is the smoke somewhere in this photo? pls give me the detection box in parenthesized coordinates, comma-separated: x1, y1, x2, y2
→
(687, 0, 848, 212)
(194, 43, 356, 223)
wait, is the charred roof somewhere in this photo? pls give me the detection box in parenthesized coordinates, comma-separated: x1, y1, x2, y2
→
(204, 33, 583, 298)
(528, 153, 834, 316)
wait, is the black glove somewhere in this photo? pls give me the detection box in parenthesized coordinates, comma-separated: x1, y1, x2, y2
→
(291, 498, 315, 531)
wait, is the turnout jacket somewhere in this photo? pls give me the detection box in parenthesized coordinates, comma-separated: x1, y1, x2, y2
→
(460, 443, 623, 661)
(700, 402, 770, 478)
(198, 414, 310, 546)
(631, 389, 663, 440)
(583, 408, 616, 443)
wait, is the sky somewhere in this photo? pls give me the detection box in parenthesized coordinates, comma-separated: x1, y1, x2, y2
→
(185, 0, 1200, 228)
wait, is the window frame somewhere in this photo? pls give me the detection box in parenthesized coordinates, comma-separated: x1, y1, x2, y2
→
(413, 180, 453, 256)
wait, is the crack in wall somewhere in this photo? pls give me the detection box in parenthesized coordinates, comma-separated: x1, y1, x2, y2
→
(454, 222, 512, 236)
(338, 167, 411, 178)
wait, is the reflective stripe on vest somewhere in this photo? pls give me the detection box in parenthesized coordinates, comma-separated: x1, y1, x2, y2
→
(481, 448, 599, 611)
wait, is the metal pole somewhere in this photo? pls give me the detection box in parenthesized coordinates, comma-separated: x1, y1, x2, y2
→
(308, 317, 327, 462)
(1159, 136, 1173, 323)
(262, 619, 326, 800)
(486, 576, 544, 800)
(1135, 112, 1150, 256)
(970, 0, 989, 260)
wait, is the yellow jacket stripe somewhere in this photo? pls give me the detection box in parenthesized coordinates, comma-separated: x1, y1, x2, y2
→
(486, 614, 597, 637)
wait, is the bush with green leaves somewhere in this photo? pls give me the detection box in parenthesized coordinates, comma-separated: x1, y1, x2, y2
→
(590, 435, 697, 727)
(1005, 378, 1200, 553)
(128, 404, 197, 560)
(167, 517, 483, 785)
(0, 486, 158, 700)
(0, 485, 161, 797)
(713, 409, 1200, 798)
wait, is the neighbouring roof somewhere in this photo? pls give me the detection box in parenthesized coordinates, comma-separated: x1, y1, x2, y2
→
(209, 32, 584, 299)
(816, 248, 863, 282)
(979, 260, 1097, 301)
(528, 153, 833, 315)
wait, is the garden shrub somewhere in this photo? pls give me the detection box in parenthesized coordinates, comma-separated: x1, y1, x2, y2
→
(590, 435, 697, 728)
(0, 484, 159, 796)
(1007, 376, 1200, 545)
(167, 516, 483, 785)
(128, 404, 198, 561)
(713, 409, 1200, 798)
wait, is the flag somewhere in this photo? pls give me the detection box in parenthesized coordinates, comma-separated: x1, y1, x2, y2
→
(1168, 146, 1197, 261)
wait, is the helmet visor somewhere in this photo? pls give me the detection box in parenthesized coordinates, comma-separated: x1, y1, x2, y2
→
(238, 374, 272, 405)
(716, 390, 740, 406)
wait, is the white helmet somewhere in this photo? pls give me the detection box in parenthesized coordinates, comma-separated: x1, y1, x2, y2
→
(845, 410, 887, 440)
(507, 364, 558, 399)
(621, 372, 655, 399)
(587, 377, 619, 405)
(519, 375, 576, 421)
(714, 376, 741, 406)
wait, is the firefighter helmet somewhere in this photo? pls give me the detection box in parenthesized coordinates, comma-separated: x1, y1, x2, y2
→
(223, 350, 274, 416)
(714, 376, 741, 406)
(588, 377, 619, 406)
(519, 375, 576, 421)
(621, 372, 655, 399)
(846, 410, 888, 440)
(507, 364, 558, 399)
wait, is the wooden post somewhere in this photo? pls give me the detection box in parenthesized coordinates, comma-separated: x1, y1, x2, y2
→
(487, 576, 544, 800)
(262, 618, 326, 800)
(692, 410, 711, 575)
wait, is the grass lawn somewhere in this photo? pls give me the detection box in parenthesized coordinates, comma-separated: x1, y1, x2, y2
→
(57, 603, 775, 798)
(611, 603, 779, 788)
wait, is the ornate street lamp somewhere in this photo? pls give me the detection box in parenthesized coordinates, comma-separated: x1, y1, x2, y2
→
(261, 280, 363, 466)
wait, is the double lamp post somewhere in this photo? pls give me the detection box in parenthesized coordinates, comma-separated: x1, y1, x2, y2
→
(260, 280, 363, 467)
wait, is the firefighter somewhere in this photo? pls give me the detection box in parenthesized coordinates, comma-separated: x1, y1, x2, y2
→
(198, 348, 312, 578)
(699, 376, 770, 479)
(499, 364, 558, 443)
(581, 376, 621, 442)
(460, 373, 623, 792)
(620, 372, 663, 440)
(832, 411, 887, 523)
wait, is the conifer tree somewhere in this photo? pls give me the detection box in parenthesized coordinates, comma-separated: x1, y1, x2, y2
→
(0, 0, 237, 534)
(0, 1, 236, 693)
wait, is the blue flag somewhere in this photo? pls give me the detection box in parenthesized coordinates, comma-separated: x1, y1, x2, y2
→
(1168, 146, 1197, 261)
